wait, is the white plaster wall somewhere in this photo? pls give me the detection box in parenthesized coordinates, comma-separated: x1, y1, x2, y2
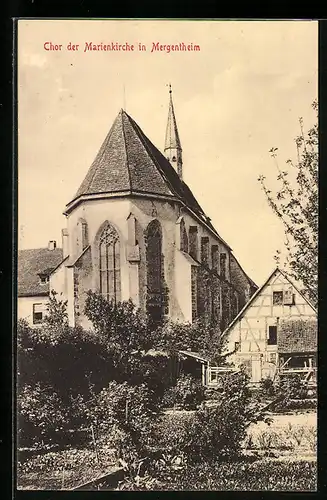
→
(63, 195, 247, 326)
(49, 260, 67, 298)
(174, 250, 194, 322)
(65, 198, 131, 302)
(17, 295, 49, 327)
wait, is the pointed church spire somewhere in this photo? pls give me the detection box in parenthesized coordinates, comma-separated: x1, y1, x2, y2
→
(164, 84, 183, 179)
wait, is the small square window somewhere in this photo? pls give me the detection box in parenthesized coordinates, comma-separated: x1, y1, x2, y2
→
(33, 303, 45, 324)
(235, 342, 240, 351)
(273, 291, 283, 305)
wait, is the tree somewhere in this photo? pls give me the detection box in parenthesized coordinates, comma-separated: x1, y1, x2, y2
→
(258, 100, 318, 306)
(155, 319, 227, 365)
(84, 292, 155, 364)
(44, 290, 68, 328)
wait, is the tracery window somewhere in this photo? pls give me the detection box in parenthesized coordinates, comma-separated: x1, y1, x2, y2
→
(99, 223, 121, 304)
(201, 237, 209, 265)
(146, 220, 164, 325)
(220, 253, 227, 280)
(212, 245, 219, 272)
(180, 218, 188, 253)
(189, 226, 198, 260)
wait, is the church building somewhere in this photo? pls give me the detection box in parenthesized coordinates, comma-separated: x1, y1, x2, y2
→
(18, 88, 257, 330)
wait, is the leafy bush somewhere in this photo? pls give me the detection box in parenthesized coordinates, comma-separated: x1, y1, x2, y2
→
(156, 370, 265, 463)
(274, 398, 317, 412)
(116, 457, 162, 491)
(17, 384, 70, 447)
(76, 381, 161, 461)
(162, 374, 205, 410)
(276, 374, 309, 400)
(154, 319, 226, 363)
(258, 377, 276, 399)
(154, 411, 195, 455)
(127, 353, 172, 402)
(305, 426, 317, 452)
(18, 319, 114, 402)
(84, 292, 154, 356)
(17, 294, 170, 448)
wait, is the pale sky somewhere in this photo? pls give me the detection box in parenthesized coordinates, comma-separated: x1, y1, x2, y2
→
(17, 19, 318, 286)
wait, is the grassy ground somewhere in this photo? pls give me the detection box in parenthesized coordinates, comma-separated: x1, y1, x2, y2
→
(155, 458, 317, 491)
(245, 409, 317, 455)
(17, 438, 117, 490)
(17, 409, 317, 491)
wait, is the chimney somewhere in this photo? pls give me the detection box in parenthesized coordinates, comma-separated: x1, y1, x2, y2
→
(48, 240, 57, 250)
(61, 229, 69, 258)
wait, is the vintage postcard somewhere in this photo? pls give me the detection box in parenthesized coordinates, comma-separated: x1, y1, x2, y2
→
(16, 19, 318, 491)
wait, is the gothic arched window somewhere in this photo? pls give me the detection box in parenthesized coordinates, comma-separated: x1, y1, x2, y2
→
(180, 218, 188, 253)
(189, 226, 198, 260)
(99, 223, 121, 304)
(77, 218, 88, 251)
(146, 219, 164, 325)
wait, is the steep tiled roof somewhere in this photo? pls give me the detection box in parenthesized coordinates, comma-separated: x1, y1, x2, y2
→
(18, 247, 63, 297)
(73, 109, 173, 200)
(67, 109, 222, 239)
(278, 318, 317, 353)
(230, 254, 258, 294)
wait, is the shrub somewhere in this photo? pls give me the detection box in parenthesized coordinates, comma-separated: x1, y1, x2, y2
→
(275, 398, 317, 412)
(77, 381, 161, 461)
(204, 387, 221, 400)
(127, 353, 172, 402)
(17, 384, 70, 447)
(305, 426, 317, 452)
(154, 411, 195, 454)
(276, 374, 309, 400)
(162, 374, 205, 410)
(284, 423, 307, 447)
(17, 318, 114, 401)
(156, 370, 265, 463)
(258, 377, 276, 399)
(155, 319, 226, 364)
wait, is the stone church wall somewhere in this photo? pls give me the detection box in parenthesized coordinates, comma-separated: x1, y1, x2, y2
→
(63, 195, 254, 329)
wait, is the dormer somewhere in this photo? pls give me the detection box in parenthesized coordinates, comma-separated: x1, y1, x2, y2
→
(38, 267, 54, 284)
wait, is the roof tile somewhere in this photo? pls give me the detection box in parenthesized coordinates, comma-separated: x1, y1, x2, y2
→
(18, 247, 63, 297)
(68, 109, 216, 231)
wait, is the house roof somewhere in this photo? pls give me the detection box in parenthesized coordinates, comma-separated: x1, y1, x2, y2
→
(65, 108, 229, 247)
(278, 318, 317, 353)
(179, 350, 209, 363)
(230, 253, 258, 291)
(18, 247, 63, 297)
(222, 267, 317, 338)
